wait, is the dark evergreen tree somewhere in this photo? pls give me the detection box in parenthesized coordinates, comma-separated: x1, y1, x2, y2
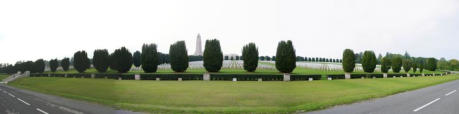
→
(73, 51, 90, 73)
(426, 58, 437, 71)
(141, 44, 159, 73)
(417, 57, 425, 73)
(111, 47, 133, 73)
(381, 56, 391, 73)
(361, 50, 377, 73)
(412, 59, 418, 73)
(342, 49, 355, 73)
(402, 59, 412, 73)
(61, 58, 70, 71)
(34, 59, 45, 73)
(391, 56, 403, 73)
(93, 49, 110, 73)
(203, 39, 223, 72)
(242, 43, 258, 72)
(133, 51, 142, 68)
(260, 56, 265, 61)
(275, 40, 296, 73)
(169, 41, 189, 72)
(49, 59, 59, 72)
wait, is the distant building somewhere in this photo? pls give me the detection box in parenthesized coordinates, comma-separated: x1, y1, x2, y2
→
(194, 34, 203, 56)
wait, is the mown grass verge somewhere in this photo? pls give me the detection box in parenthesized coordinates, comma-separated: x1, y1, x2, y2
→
(9, 74, 458, 113)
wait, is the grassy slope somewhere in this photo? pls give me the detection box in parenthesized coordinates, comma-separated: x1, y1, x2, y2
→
(9, 74, 458, 113)
(0, 74, 9, 80)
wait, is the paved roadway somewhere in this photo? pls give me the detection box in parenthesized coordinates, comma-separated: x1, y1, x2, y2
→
(308, 78, 459, 114)
(0, 84, 141, 114)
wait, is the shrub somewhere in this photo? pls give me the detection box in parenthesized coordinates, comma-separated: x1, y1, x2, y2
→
(169, 41, 189, 72)
(203, 39, 223, 72)
(259, 56, 265, 61)
(93, 49, 110, 73)
(112, 47, 133, 73)
(133, 51, 142, 68)
(141, 44, 159, 73)
(426, 58, 437, 71)
(275, 40, 296, 73)
(402, 59, 412, 73)
(417, 57, 425, 73)
(61, 58, 70, 71)
(342, 49, 355, 73)
(412, 58, 418, 73)
(361, 50, 377, 73)
(49, 59, 59, 72)
(391, 56, 403, 73)
(381, 56, 391, 73)
(73, 51, 90, 73)
(34, 59, 45, 73)
(242, 43, 258, 72)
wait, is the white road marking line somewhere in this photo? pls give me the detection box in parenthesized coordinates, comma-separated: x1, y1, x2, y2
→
(413, 98, 441, 112)
(8, 93, 15, 98)
(36, 108, 48, 114)
(59, 106, 84, 114)
(17, 98, 30, 106)
(445, 90, 456, 96)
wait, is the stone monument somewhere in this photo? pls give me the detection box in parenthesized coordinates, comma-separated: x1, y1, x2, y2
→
(194, 34, 203, 56)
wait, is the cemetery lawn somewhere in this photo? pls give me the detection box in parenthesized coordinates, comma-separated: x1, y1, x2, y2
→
(43, 67, 444, 80)
(9, 74, 459, 113)
(0, 74, 9, 80)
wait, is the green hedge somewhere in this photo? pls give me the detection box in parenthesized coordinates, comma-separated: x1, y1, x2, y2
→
(350, 74, 384, 78)
(210, 74, 283, 81)
(141, 74, 203, 80)
(327, 74, 345, 79)
(291, 74, 321, 81)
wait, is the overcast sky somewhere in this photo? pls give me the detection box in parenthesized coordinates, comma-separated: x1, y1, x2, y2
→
(0, 0, 458, 64)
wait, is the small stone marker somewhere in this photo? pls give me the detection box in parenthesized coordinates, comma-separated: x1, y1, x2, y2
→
(308, 77, 313, 81)
(283, 74, 290, 81)
(328, 77, 332, 80)
(178, 78, 182, 81)
(361, 77, 364, 79)
(203, 73, 210, 81)
(232, 78, 237, 82)
(393, 76, 396, 78)
(118, 77, 122, 80)
(372, 76, 376, 79)
(134, 74, 140, 80)
(156, 77, 160, 81)
(258, 78, 262, 82)
(345, 73, 351, 79)
(64, 74, 67, 78)
(91, 74, 95, 78)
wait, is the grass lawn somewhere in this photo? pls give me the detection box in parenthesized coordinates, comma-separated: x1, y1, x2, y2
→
(0, 74, 9, 81)
(9, 74, 459, 113)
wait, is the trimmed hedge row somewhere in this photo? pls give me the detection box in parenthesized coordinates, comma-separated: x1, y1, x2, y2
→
(141, 74, 203, 80)
(291, 74, 321, 81)
(29, 73, 448, 81)
(210, 74, 282, 81)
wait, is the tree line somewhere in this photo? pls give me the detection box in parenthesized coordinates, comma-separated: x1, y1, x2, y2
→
(342, 49, 440, 74)
(0, 40, 453, 75)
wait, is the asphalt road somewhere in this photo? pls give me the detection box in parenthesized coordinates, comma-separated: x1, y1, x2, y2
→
(0, 84, 141, 114)
(308, 78, 459, 114)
